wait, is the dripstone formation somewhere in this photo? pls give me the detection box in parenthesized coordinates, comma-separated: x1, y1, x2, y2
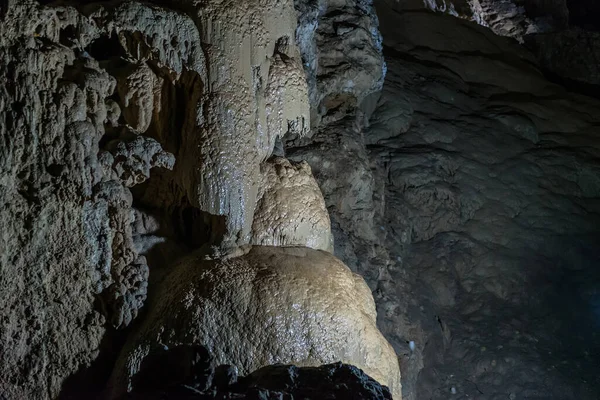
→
(1, 0, 398, 399)
(2, 0, 600, 400)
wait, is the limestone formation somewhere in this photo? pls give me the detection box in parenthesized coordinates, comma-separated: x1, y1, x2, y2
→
(291, 1, 600, 399)
(161, 0, 311, 247)
(286, 1, 600, 399)
(109, 246, 402, 400)
(251, 157, 333, 251)
(0, 2, 177, 397)
(294, 0, 386, 125)
(115, 63, 161, 134)
(3, 0, 600, 399)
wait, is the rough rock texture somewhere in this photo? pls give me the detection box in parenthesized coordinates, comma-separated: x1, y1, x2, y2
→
(289, 0, 600, 398)
(0, 1, 227, 398)
(115, 63, 160, 134)
(290, 0, 389, 287)
(4, 0, 600, 399)
(382, 1, 600, 89)
(294, 0, 386, 126)
(47, 0, 314, 253)
(162, 0, 311, 248)
(109, 246, 401, 400)
(1, 1, 396, 399)
(286, 1, 600, 399)
(251, 157, 333, 251)
(125, 361, 393, 400)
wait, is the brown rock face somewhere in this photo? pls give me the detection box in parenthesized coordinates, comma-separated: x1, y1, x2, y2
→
(109, 246, 402, 399)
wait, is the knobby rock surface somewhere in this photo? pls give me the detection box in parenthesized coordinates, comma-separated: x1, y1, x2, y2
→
(2, 0, 600, 399)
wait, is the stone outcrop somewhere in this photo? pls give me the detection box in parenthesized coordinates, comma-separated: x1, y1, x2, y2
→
(294, 0, 386, 125)
(1, 1, 401, 397)
(0, 2, 180, 397)
(289, 0, 389, 288)
(289, 1, 600, 398)
(108, 246, 401, 400)
(285, 0, 600, 399)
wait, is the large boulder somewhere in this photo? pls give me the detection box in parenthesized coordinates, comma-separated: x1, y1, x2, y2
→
(109, 246, 401, 399)
(126, 361, 393, 400)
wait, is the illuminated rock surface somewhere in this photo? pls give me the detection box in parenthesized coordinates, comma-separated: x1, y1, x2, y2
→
(109, 246, 401, 399)
(251, 157, 333, 251)
(2, 0, 600, 399)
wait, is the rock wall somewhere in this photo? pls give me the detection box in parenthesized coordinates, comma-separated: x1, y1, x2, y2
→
(0, 3, 177, 397)
(287, 0, 600, 398)
(285, 0, 600, 399)
(0, 1, 399, 399)
(387, 0, 570, 39)
(2, 0, 600, 399)
(373, 4, 600, 399)
(384, 0, 600, 90)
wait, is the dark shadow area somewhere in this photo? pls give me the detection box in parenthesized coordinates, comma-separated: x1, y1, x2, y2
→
(536, 68, 600, 101)
(58, 324, 131, 400)
(567, 0, 600, 31)
(86, 33, 128, 62)
(535, 240, 600, 390)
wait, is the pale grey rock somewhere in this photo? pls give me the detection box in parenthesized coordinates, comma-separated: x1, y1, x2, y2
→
(111, 1, 208, 80)
(102, 132, 175, 188)
(115, 62, 161, 133)
(121, 0, 311, 250)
